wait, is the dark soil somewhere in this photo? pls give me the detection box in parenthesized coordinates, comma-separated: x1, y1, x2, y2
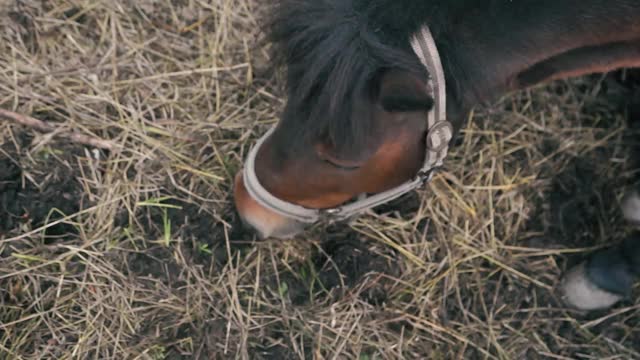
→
(315, 230, 401, 304)
(130, 198, 254, 273)
(0, 134, 84, 240)
(521, 70, 640, 257)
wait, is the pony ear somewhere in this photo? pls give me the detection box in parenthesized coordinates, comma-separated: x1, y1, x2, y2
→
(377, 69, 434, 113)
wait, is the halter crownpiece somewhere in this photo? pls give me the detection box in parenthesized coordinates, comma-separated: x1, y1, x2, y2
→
(242, 25, 453, 224)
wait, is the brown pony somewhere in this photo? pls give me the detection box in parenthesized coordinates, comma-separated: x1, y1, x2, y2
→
(234, 0, 640, 310)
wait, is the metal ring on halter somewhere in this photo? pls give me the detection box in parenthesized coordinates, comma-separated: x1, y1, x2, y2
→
(427, 121, 454, 152)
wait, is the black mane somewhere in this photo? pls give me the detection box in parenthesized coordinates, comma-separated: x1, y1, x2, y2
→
(266, 0, 451, 155)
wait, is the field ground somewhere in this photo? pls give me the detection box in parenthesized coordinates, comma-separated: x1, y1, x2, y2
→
(1, 1, 640, 359)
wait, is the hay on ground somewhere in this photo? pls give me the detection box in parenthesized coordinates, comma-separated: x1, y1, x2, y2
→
(1, 1, 639, 358)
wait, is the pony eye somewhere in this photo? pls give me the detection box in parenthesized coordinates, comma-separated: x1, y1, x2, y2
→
(381, 95, 434, 113)
(322, 158, 361, 171)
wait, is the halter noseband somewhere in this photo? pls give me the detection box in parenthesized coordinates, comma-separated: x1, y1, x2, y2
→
(242, 25, 453, 224)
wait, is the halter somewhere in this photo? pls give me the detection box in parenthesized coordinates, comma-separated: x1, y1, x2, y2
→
(242, 25, 453, 224)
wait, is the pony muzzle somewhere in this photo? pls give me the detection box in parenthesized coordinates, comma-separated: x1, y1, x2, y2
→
(233, 172, 307, 239)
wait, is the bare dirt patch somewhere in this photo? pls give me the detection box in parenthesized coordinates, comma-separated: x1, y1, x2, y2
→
(0, 135, 84, 240)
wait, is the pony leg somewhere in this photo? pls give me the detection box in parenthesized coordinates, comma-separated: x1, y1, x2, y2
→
(622, 189, 640, 225)
(561, 133, 640, 311)
(560, 187, 640, 311)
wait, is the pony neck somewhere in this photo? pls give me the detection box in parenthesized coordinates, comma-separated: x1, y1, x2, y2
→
(432, 1, 640, 111)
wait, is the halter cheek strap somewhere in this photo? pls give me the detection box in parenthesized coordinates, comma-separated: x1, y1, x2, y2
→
(242, 25, 453, 224)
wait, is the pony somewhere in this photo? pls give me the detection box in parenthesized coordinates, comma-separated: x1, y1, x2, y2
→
(234, 0, 640, 311)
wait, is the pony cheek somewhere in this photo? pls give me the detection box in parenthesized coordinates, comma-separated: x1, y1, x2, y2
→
(233, 172, 306, 239)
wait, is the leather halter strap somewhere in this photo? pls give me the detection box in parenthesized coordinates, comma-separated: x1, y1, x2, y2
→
(242, 25, 453, 224)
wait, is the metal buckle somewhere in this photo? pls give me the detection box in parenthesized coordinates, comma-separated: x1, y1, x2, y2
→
(319, 207, 343, 222)
(416, 168, 437, 186)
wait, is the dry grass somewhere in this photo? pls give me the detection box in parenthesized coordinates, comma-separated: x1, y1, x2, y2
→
(1, 1, 639, 359)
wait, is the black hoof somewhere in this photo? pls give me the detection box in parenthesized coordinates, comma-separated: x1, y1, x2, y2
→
(561, 237, 640, 311)
(560, 262, 625, 311)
